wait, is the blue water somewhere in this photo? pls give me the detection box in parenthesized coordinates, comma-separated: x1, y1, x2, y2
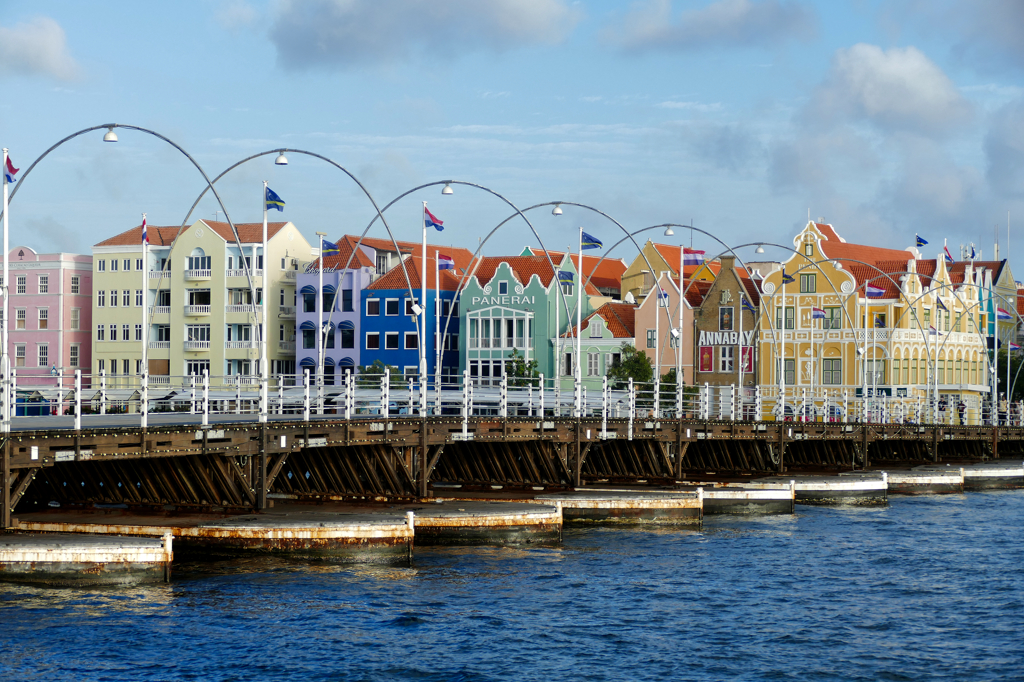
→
(2, 492, 1023, 681)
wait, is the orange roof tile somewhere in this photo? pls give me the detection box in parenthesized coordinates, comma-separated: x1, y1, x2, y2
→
(469, 256, 601, 295)
(562, 302, 637, 339)
(95, 220, 289, 248)
(526, 248, 627, 292)
(310, 234, 474, 272)
(95, 225, 181, 247)
(366, 255, 466, 292)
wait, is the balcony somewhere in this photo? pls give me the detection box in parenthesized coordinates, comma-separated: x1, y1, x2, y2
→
(225, 340, 258, 349)
(185, 269, 212, 281)
(149, 271, 170, 281)
(149, 305, 170, 316)
(279, 341, 296, 352)
(183, 340, 210, 351)
(148, 340, 170, 349)
(226, 269, 263, 278)
(284, 271, 297, 280)
(225, 304, 258, 314)
(279, 305, 295, 318)
(184, 305, 211, 316)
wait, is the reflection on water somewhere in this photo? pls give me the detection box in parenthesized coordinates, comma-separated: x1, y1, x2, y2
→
(2, 492, 1024, 681)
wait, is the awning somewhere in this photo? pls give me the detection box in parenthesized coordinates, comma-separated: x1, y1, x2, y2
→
(299, 320, 317, 330)
(338, 320, 355, 330)
(322, 284, 336, 295)
(300, 285, 317, 295)
(338, 357, 355, 367)
(299, 357, 317, 368)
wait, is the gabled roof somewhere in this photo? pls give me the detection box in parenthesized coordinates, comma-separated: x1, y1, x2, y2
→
(683, 279, 713, 307)
(562, 302, 637, 339)
(525, 248, 627, 292)
(469, 256, 601, 295)
(94, 220, 288, 248)
(366, 255, 466, 292)
(309, 234, 475, 272)
(650, 243, 733, 279)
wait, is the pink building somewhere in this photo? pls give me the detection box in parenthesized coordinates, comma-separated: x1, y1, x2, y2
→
(5, 246, 93, 387)
(635, 272, 698, 382)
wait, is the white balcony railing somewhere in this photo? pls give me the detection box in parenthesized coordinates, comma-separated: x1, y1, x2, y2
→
(225, 340, 258, 349)
(148, 340, 170, 349)
(226, 269, 263, 278)
(279, 305, 295, 317)
(183, 340, 211, 350)
(185, 269, 212, 280)
(149, 305, 170, 315)
(148, 271, 170, 280)
(184, 305, 211, 316)
(225, 304, 257, 314)
(279, 341, 296, 352)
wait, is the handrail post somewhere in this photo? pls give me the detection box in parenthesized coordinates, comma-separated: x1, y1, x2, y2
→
(100, 369, 106, 415)
(675, 379, 683, 420)
(190, 375, 197, 415)
(139, 371, 147, 429)
(653, 375, 661, 420)
(461, 368, 470, 438)
(601, 375, 608, 438)
(344, 371, 352, 420)
(234, 374, 241, 415)
(538, 373, 545, 418)
(408, 378, 415, 416)
(74, 369, 82, 431)
(730, 384, 737, 421)
(628, 377, 635, 440)
(499, 372, 507, 419)
(381, 370, 390, 418)
(202, 369, 209, 427)
(277, 380, 284, 415)
(303, 369, 310, 422)
(259, 367, 268, 424)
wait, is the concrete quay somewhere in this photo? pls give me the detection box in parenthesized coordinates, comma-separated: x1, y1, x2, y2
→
(535, 490, 703, 525)
(752, 473, 888, 506)
(0, 532, 173, 586)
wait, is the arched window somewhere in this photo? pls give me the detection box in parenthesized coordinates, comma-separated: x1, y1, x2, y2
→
(188, 248, 210, 271)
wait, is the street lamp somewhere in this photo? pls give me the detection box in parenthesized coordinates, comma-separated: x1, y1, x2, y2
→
(274, 151, 288, 165)
(755, 244, 765, 254)
(315, 231, 327, 415)
(441, 183, 454, 195)
(103, 127, 118, 142)
(552, 203, 563, 216)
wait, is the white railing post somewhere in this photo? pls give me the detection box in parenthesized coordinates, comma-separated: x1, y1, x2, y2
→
(139, 371, 147, 429)
(499, 372, 508, 419)
(601, 375, 608, 438)
(317, 369, 324, 416)
(303, 369, 310, 422)
(730, 384, 737, 421)
(57, 368, 64, 418)
(528, 384, 534, 418)
(538, 373, 545, 418)
(99, 369, 106, 415)
(278, 380, 284, 415)
(234, 375, 241, 415)
(843, 390, 849, 424)
(190, 375, 197, 415)
(653, 375, 661, 420)
(628, 377, 635, 440)
(345, 372, 352, 420)
(408, 378, 415, 416)
(675, 379, 683, 420)
(74, 369, 82, 431)
(461, 369, 470, 438)
(381, 371, 390, 418)
(702, 382, 710, 421)
(202, 369, 210, 427)
(823, 392, 830, 423)
(259, 369, 268, 424)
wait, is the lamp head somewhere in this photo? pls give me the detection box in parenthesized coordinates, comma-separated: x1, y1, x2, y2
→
(670, 328, 680, 339)
(552, 203, 563, 216)
(663, 225, 674, 237)
(274, 151, 288, 165)
(103, 126, 118, 142)
(441, 183, 454, 195)
(411, 303, 424, 316)
(755, 244, 765, 254)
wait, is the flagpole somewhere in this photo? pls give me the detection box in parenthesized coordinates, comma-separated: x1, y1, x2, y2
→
(780, 268, 786, 421)
(260, 182, 268, 423)
(435, 248, 440, 413)
(575, 227, 583, 418)
(316, 231, 325, 416)
(678, 248, 684, 386)
(417, 203, 426, 417)
(141, 213, 148, 381)
(2, 149, 9, 432)
(554, 264, 560, 407)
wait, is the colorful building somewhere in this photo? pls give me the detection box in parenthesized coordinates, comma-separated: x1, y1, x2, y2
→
(634, 271, 698, 381)
(560, 302, 637, 392)
(692, 255, 761, 392)
(620, 240, 729, 303)
(4, 246, 92, 388)
(520, 247, 627, 298)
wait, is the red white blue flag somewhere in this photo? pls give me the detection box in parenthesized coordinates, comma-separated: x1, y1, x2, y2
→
(424, 207, 443, 231)
(866, 284, 885, 298)
(944, 245, 955, 263)
(683, 247, 704, 266)
(4, 156, 18, 183)
(997, 307, 1013, 321)
(142, 216, 148, 244)
(812, 307, 825, 319)
(437, 253, 455, 270)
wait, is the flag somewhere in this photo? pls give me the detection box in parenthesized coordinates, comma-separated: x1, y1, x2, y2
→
(936, 298, 948, 312)
(321, 240, 340, 257)
(1010, 342, 1021, 352)
(657, 287, 669, 306)
(866, 284, 885, 298)
(437, 254, 455, 270)
(4, 156, 18, 183)
(141, 216, 148, 244)
(997, 307, 1013, 321)
(812, 307, 825, 319)
(874, 314, 885, 328)
(265, 187, 285, 212)
(424, 207, 443, 231)
(970, 245, 976, 259)
(557, 270, 574, 283)
(781, 270, 794, 285)
(943, 245, 954, 263)
(742, 297, 756, 313)
(916, 234, 928, 247)
(580, 231, 602, 250)
(928, 325, 938, 335)
(683, 247, 705, 266)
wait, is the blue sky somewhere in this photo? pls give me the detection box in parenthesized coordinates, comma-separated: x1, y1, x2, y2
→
(1, 0, 1023, 267)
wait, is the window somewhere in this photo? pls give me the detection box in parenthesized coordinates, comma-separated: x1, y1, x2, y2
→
(719, 346, 734, 372)
(322, 290, 334, 312)
(187, 251, 211, 270)
(157, 290, 170, 306)
(798, 274, 815, 293)
(14, 345, 24, 367)
(97, 324, 105, 341)
(157, 325, 170, 342)
(281, 257, 287, 270)
(499, 281, 508, 295)
(71, 308, 80, 330)
(38, 275, 48, 294)
(188, 289, 211, 306)
(944, 311, 950, 332)
(866, 360, 885, 385)
(302, 328, 315, 349)
(16, 276, 25, 294)
(15, 308, 25, 329)
(109, 324, 116, 340)
(405, 298, 419, 316)
(186, 325, 211, 342)
(451, 301, 459, 317)
(341, 327, 354, 348)
(186, 360, 210, 376)
(136, 258, 143, 271)
(375, 253, 389, 274)
(590, 319, 604, 338)
(135, 324, 143, 341)
(122, 324, 130, 341)
(123, 290, 131, 307)
(824, 307, 842, 330)
(70, 345, 79, 368)
(911, 359, 919, 385)
(303, 291, 316, 313)
(924, 309, 931, 327)
(123, 258, 131, 271)
(563, 353, 573, 376)
(561, 282, 573, 297)
(778, 359, 795, 385)
(385, 299, 399, 316)
(405, 332, 418, 350)
(279, 324, 286, 342)
(136, 359, 143, 374)
(873, 313, 886, 329)
(646, 329, 655, 348)
(366, 332, 380, 349)
(97, 359, 105, 374)
(804, 243, 813, 257)
(136, 290, 143, 306)
(445, 334, 459, 351)
(97, 260, 106, 272)
(822, 358, 841, 384)
(366, 298, 380, 316)
(337, 289, 352, 312)
(110, 289, 118, 307)
(775, 306, 795, 330)
(38, 308, 48, 329)
(325, 327, 335, 349)
(38, 344, 48, 367)
(111, 259, 118, 272)
(385, 332, 399, 349)
(587, 352, 599, 376)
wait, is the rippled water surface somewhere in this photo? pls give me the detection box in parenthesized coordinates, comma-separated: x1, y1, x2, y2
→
(3, 492, 1023, 681)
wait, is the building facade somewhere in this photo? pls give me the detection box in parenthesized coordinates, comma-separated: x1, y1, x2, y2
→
(634, 272, 697, 381)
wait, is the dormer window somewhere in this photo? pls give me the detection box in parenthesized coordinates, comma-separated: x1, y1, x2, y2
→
(590, 319, 604, 338)
(499, 281, 508, 295)
(804, 243, 813, 256)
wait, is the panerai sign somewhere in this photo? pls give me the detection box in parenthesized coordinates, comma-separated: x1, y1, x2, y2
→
(471, 295, 535, 305)
(698, 330, 755, 346)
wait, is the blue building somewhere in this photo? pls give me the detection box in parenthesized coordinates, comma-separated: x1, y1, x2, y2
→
(360, 249, 474, 385)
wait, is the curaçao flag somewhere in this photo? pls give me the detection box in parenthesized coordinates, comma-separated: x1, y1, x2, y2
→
(265, 187, 285, 212)
(742, 297, 756, 313)
(781, 269, 794, 285)
(424, 206, 443, 231)
(812, 307, 825, 319)
(557, 270, 574, 283)
(916, 234, 928, 247)
(321, 240, 340, 257)
(866, 284, 885, 298)
(997, 307, 1014, 321)
(437, 254, 455, 270)
(683, 247, 705, 265)
(4, 155, 18, 183)
(580, 231, 602, 250)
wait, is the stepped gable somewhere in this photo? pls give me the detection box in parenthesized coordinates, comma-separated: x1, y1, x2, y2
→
(526, 248, 627, 292)
(470, 256, 601, 295)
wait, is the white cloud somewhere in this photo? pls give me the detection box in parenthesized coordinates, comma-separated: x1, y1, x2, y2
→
(217, 0, 260, 31)
(269, 0, 581, 70)
(0, 17, 79, 81)
(657, 100, 722, 112)
(606, 0, 815, 53)
(806, 44, 972, 136)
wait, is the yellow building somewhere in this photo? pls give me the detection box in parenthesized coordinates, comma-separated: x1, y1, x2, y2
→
(757, 222, 990, 423)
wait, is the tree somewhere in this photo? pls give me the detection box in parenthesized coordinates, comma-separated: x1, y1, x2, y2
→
(995, 349, 1024, 402)
(505, 348, 539, 387)
(606, 344, 653, 388)
(357, 360, 401, 388)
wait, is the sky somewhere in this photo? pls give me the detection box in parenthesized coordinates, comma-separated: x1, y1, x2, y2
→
(1, 0, 1023, 269)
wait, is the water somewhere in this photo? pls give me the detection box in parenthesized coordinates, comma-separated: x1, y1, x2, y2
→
(2, 492, 1023, 681)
